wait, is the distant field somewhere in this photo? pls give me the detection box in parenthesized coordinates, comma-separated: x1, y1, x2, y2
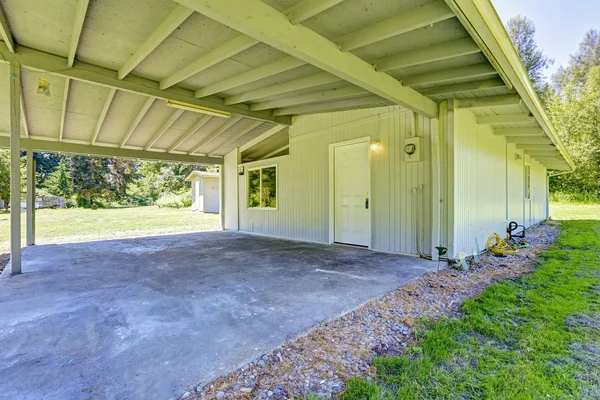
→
(550, 203, 600, 220)
(0, 206, 221, 253)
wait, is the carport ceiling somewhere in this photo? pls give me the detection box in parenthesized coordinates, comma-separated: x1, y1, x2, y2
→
(0, 0, 569, 168)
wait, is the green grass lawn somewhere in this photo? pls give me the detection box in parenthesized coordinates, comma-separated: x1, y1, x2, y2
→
(343, 205, 600, 399)
(0, 206, 221, 253)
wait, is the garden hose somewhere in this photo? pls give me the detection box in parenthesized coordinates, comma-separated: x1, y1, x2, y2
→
(486, 233, 518, 256)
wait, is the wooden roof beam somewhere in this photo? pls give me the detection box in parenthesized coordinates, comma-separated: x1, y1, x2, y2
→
(160, 35, 259, 89)
(188, 116, 243, 154)
(516, 144, 557, 151)
(374, 37, 480, 71)
(477, 113, 535, 125)
(58, 79, 71, 142)
(240, 124, 288, 152)
(91, 88, 117, 145)
(0, 43, 290, 125)
(419, 78, 505, 96)
(118, 5, 194, 79)
(455, 94, 521, 109)
(195, 56, 306, 98)
(119, 97, 155, 147)
(144, 109, 185, 150)
(285, 0, 344, 24)
(175, 0, 437, 117)
(0, 3, 14, 53)
(208, 120, 263, 156)
(493, 127, 544, 136)
(334, 1, 454, 51)
(251, 86, 367, 111)
(68, 0, 90, 67)
(273, 95, 384, 116)
(403, 64, 497, 87)
(167, 115, 213, 152)
(505, 136, 551, 144)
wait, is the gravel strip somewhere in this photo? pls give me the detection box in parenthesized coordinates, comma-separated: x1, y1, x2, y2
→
(181, 221, 559, 400)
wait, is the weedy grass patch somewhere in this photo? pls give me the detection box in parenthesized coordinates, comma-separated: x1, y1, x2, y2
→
(342, 219, 600, 399)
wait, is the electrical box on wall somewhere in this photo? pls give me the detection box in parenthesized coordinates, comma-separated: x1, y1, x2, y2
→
(404, 137, 421, 163)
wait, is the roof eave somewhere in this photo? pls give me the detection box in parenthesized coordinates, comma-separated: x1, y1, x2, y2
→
(444, 0, 575, 170)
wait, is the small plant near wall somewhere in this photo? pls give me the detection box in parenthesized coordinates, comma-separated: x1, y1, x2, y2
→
(435, 246, 447, 271)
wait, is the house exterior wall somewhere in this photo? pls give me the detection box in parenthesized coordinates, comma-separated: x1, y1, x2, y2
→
(236, 106, 433, 256)
(452, 108, 548, 257)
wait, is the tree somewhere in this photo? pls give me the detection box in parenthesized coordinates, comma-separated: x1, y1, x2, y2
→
(0, 150, 9, 210)
(44, 158, 73, 197)
(70, 155, 110, 205)
(553, 29, 600, 93)
(548, 66, 600, 198)
(506, 16, 554, 95)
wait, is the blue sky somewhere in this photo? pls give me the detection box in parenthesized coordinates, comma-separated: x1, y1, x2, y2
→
(492, 0, 600, 79)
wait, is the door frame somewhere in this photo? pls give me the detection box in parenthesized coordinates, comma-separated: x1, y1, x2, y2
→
(328, 136, 372, 248)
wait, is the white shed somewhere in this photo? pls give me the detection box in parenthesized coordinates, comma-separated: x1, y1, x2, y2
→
(185, 171, 220, 214)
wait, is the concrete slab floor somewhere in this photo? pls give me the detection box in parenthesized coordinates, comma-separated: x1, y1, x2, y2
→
(0, 231, 436, 400)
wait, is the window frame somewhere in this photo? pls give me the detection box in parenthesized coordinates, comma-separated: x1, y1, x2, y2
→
(246, 164, 278, 210)
(524, 163, 531, 200)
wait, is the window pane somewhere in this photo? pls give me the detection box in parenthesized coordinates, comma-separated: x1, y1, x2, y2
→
(248, 169, 261, 208)
(261, 167, 277, 208)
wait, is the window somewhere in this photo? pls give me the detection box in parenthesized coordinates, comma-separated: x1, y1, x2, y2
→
(525, 164, 531, 200)
(247, 165, 277, 209)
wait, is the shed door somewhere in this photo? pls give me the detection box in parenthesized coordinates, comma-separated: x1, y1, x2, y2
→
(334, 141, 370, 246)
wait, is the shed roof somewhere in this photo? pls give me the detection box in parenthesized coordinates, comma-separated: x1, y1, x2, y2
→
(0, 0, 573, 169)
(185, 171, 220, 181)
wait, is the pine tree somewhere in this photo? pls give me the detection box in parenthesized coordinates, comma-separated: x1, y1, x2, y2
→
(70, 155, 110, 205)
(44, 158, 73, 197)
(553, 30, 600, 93)
(506, 16, 554, 95)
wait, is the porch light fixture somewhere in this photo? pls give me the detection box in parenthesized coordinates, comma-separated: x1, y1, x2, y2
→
(165, 99, 231, 118)
(370, 139, 380, 151)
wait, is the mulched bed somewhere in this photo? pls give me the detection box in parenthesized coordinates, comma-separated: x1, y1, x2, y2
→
(186, 222, 558, 399)
(0, 253, 8, 275)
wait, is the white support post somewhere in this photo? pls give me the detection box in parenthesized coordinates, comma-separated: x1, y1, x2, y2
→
(9, 62, 21, 275)
(26, 150, 35, 246)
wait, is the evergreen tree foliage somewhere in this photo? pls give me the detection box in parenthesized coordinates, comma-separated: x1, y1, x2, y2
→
(0, 150, 9, 209)
(44, 158, 73, 197)
(506, 15, 554, 95)
(70, 155, 110, 205)
(553, 30, 600, 93)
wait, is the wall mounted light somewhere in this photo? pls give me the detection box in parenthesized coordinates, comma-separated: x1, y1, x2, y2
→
(370, 139, 380, 151)
(238, 166, 245, 175)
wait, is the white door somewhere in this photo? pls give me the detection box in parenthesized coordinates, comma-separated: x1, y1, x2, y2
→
(334, 141, 370, 246)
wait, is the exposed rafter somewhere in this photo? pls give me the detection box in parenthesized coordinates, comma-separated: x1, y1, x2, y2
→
(175, 0, 438, 117)
(285, 0, 344, 24)
(477, 113, 535, 125)
(119, 97, 155, 147)
(251, 86, 367, 111)
(334, 1, 454, 51)
(273, 95, 385, 116)
(144, 109, 185, 150)
(505, 136, 551, 144)
(167, 115, 213, 152)
(418, 78, 506, 96)
(91, 88, 117, 145)
(493, 127, 544, 136)
(160, 35, 259, 89)
(188, 116, 243, 154)
(224, 72, 341, 105)
(374, 38, 479, 72)
(0, 137, 222, 165)
(68, 0, 90, 67)
(195, 57, 306, 98)
(515, 144, 557, 151)
(403, 64, 497, 87)
(59, 79, 71, 142)
(20, 88, 29, 139)
(0, 43, 290, 125)
(260, 144, 289, 160)
(0, 3, 15, 53)
(208, 120, 263, 156)
(240, 125, 287, 152)
(524, 150, 560, 156)
(118, 5, 194, 79)
(455, 94, 521, 109)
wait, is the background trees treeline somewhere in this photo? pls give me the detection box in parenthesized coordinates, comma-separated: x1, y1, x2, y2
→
(0, 150, 212, 210)
(507, 17, 600, 202)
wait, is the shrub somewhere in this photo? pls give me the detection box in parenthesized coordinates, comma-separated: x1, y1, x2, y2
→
(155, 192, 192, 209)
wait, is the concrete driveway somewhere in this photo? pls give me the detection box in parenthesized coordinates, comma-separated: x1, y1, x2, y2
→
(0, 231, 435, 399)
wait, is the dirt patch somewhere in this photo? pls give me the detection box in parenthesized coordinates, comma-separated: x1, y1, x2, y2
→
(566, 313, 600, 331)
(184, 222, 559, 400)
(0, 253, 8, 275)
